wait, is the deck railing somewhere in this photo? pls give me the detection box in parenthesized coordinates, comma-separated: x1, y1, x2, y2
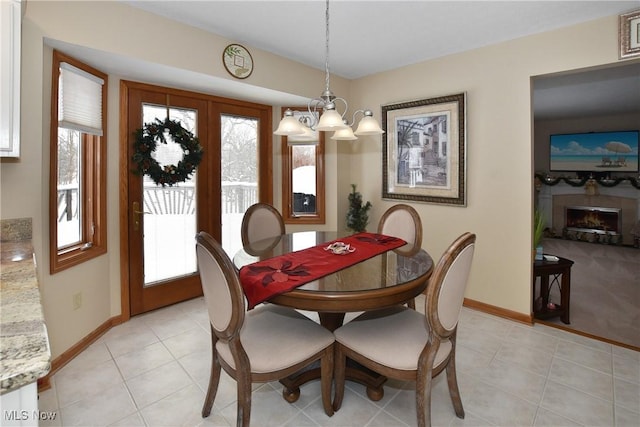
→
(221, 181, 258, 214)
(57, 181, 258, 221)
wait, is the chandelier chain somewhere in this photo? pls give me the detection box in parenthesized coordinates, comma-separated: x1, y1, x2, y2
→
(324, 0, 330, 94)
(273, 0, 383, 137)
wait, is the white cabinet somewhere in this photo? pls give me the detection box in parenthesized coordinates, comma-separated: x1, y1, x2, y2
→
(1, 0, 21, 157)
(0, 383, 39, 426)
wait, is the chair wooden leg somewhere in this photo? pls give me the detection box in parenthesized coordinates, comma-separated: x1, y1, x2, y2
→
(202, 349, 221, 417)
(321, 346, 334, 416)
(415, 371, 429, 427)
(236, 370, 252, 427)
(202, 360, 221, 417)
(407, 299, 416, 310)
(332, 344, 346, 412)
(445, 358, 465, 418)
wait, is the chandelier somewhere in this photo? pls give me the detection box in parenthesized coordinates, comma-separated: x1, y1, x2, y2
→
(274, 0, 384, 141)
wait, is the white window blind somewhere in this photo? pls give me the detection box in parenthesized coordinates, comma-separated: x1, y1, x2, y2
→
(58, 62, 104, 136)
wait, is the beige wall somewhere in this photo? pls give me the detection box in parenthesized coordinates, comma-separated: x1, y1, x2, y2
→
(0, 1, 631, 358)
(343, 16, 627, 314)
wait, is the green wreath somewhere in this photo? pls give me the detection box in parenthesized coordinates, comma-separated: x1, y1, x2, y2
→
(132, 118, 204, 187)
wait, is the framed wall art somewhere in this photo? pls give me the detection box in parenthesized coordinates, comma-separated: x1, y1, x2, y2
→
(619, 9, 640, 59)
(382, 93, 466, 206)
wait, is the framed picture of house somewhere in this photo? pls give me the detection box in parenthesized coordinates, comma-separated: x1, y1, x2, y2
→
(619, 9, 640, 59)
(382, 93, 466, 206)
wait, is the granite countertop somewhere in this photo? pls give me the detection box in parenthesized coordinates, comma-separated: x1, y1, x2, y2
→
(1, 219, 51, 394)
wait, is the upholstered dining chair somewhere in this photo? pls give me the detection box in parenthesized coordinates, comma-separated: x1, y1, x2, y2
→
(240, 202, 286, 247)
(195, 232, 334, 426)
(333, 232, 476, 427)
(377, 204, 423, 255)
(378, 203, 424, 308)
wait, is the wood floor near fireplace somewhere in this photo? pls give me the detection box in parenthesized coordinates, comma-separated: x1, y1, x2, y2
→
(539, 238, 639, 349)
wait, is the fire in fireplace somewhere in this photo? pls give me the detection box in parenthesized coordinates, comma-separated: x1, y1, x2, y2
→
(565, 206, 621, 235)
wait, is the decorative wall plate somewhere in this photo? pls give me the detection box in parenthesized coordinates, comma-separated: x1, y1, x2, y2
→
(223, 44, 253, 79)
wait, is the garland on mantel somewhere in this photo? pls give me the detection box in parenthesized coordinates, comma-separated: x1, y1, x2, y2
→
(534, 174, 640, 189)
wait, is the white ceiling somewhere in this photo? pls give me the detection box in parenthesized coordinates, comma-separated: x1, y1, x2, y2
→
(532, 61, 640, 120)
(59, 1, 640, 118)
(122, 0, 637, 80)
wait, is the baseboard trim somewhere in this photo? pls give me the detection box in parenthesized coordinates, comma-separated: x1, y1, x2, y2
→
(534, 319, 640, 352)
(37, 315, 125, 392)
(463, 298, 533, 325)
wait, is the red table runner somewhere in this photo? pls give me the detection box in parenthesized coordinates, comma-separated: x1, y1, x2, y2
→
(239, 232, 406, 309)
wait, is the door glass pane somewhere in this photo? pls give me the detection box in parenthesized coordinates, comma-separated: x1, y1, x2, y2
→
(142, 105, 197, 286)
(221, 114, 258, 257)
(57, 128, 82, 248)
(292, 145, 317, 215)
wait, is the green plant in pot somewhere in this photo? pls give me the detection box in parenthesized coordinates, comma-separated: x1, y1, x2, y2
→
(533, 209, 545, 260)
(346, 184, 372, 233)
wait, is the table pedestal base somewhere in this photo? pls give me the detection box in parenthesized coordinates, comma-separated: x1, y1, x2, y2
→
(344, 363, 387, 401)
(279, 364, 387, 403)
(279, 311, 388, 402)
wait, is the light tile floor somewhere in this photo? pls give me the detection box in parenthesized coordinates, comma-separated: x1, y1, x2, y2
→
(38, 296, 640, 426)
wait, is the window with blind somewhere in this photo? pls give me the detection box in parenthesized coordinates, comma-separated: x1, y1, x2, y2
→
(49, 50, 107, 273)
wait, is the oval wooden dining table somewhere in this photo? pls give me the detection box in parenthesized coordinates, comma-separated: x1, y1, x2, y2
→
(233, 230, 434, 401)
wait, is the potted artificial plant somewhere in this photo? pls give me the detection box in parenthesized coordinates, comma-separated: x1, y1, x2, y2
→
(346, 184, 372, 233)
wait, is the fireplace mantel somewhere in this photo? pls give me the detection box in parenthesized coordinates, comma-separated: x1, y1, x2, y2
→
(538, 182, 639, 245)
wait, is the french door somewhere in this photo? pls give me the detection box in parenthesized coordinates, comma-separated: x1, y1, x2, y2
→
(215, 104, 265, 258)
(122, 81, 272, 316)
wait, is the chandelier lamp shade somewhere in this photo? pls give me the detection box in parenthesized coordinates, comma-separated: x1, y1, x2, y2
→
(274, 0, 384, 140)
(331, 120, 357, 141)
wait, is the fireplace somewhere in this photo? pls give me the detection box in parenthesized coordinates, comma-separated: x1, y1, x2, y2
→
(561, 205, 624, 244)
(546, 189, 638, 246)
(565, 206, 621, 235)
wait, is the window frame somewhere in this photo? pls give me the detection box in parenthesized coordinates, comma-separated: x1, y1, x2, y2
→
(280, 107, 325, 224)
(49, 50, 107, 274)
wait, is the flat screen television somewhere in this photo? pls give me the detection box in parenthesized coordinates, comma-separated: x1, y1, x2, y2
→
(549, 130, 639, 173)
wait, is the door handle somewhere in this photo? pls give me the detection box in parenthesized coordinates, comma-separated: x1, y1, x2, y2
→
(132, 201, 150, 231)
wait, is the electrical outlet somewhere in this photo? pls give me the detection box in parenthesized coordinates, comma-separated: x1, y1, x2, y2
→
(72, 292, 82, 310)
